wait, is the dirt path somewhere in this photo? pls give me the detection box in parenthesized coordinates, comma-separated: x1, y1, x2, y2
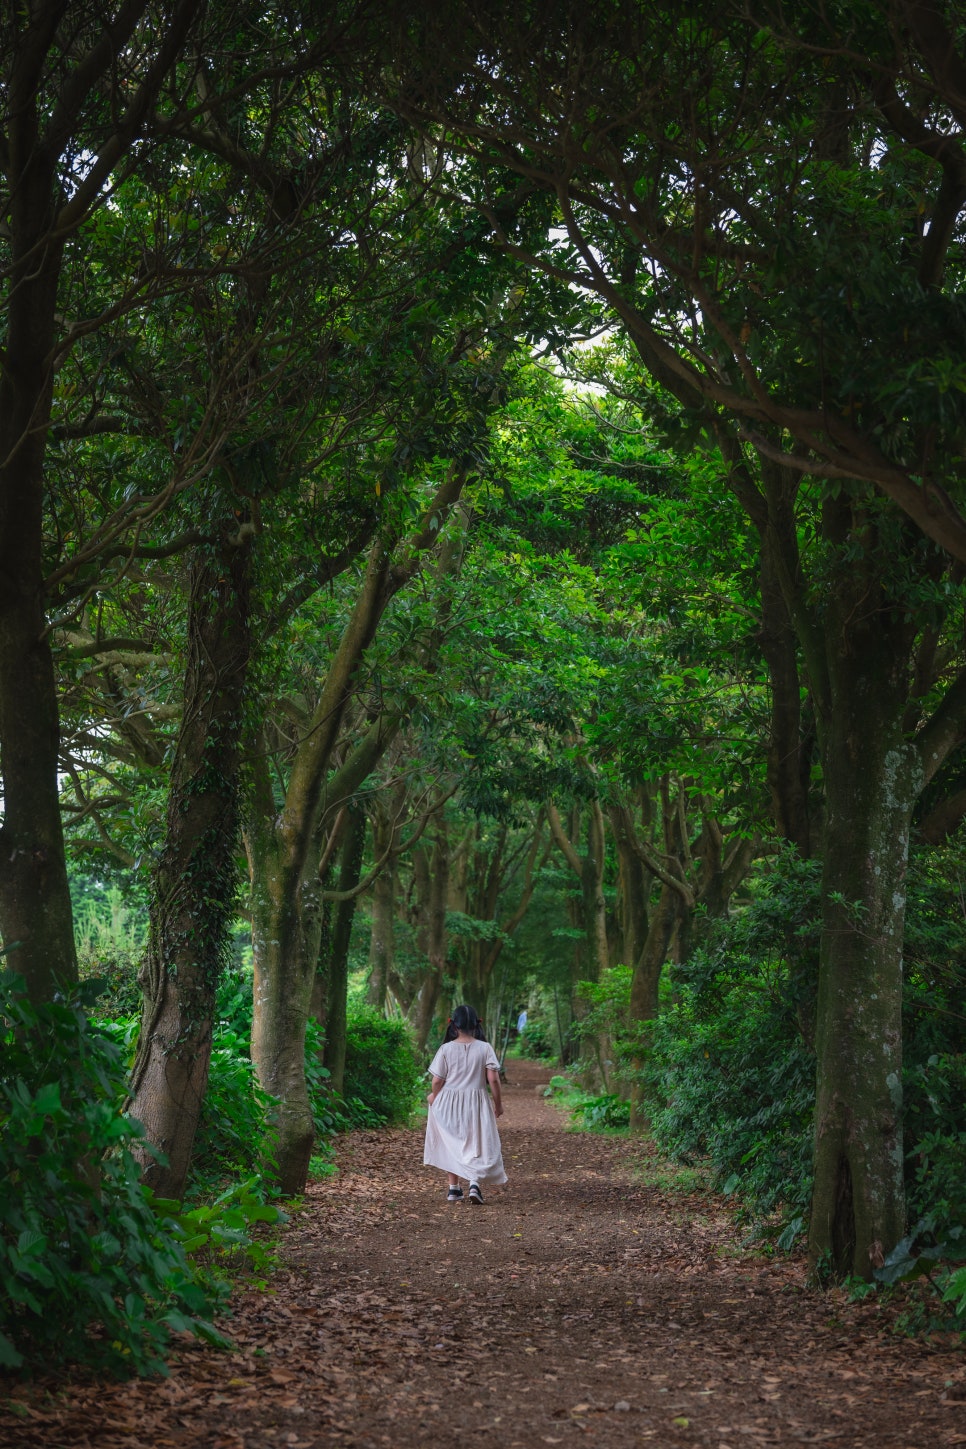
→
(2, 1058, 964, 1448)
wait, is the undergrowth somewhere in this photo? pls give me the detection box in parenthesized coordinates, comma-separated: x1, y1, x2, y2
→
(0, 972, 240, 1378)
(542, 1074, 630, 1132)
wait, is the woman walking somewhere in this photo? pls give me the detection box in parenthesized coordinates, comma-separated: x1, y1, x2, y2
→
(424, 1004, 507, 1203)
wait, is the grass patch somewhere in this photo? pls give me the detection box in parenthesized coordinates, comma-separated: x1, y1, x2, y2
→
(307, 1152, 338, 1182)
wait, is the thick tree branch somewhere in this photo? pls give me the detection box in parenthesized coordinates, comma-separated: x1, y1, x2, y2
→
(916, 664, 966, 786)
(546, 801, 583, 878)
(919, 785, 966, 845)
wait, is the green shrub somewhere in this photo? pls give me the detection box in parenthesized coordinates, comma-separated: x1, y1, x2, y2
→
(900, 841, 966, 1261)
(646, 988, 815, 1225)
(644, 851, 820, 1230)
(517, 1018, 557, 1060)
(542, 1074, 629, 1132)
(342, 1008, 421, 1126)
(153, 1178, 286, 1292)
(641, 844, 966, 1246)
(0, 972, 226, 1377)
(192, 982, 278, 1185)
(574, 965, 649, 1089)
(904, 1053, 966, 1248)
(304, 1017, 343, 1136)
(570, 1093, 630, 1131)
(78, 950, 143, 1017)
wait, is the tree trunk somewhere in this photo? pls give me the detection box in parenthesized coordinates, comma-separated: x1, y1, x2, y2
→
(627, 882, 681, 1130)
(0, 0, 202, 1003)
(247, 482, 469, 1194)
(250, 829, 324, 1195)
(366, 812, 397, 1009)
(758, 537, 812, 854)
(584, 802, 609, 978)
(321, 802, 367, 1096)
(808, 627, 920, 1279)
(247, 542, 395, 1193)
(548, 801, 610, 986)
(130, 527, 253, 1199)
(0, 205, 76, 1002)
(751, 480, 923, 1279)
(613, 828, 650, 971)
(413, 828, 450, 1052)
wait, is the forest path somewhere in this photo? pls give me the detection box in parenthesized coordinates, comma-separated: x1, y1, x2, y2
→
(3, 1057, 964, 1448)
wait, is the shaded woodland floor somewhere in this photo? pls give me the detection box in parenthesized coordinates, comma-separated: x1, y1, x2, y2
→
(2, 1058, 965, 1448)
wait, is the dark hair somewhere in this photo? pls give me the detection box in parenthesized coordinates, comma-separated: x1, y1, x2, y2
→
(442, 1003, 486, 1044)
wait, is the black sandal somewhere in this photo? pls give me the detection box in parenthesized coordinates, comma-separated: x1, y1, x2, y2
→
(447, 1185, 464, 1202)
(468, 1183, 484, 1205)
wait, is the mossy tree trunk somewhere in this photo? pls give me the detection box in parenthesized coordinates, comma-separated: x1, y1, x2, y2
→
(609, 796, 652, 980)
(0, 152, 73, 1002)
(130, 525, 253, 1200)
(810, 725, 919, 1278)
(806, 536, 921, 1278)
(758, 541, 813, 857)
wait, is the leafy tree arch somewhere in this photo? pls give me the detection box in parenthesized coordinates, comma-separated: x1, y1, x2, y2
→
(386, 0, 966, 1277)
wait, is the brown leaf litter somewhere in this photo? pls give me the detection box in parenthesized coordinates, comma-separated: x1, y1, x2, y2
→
(2, 1058, 963, 1448)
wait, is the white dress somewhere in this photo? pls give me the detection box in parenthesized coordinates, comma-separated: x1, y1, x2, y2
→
(423, 1038, 508, 1187)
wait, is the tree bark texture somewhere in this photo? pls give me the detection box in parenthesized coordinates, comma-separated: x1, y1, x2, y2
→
(627, 882, 681, 1130)
(320, 801, 367, 1096)
(757, 496, 813, 856)
(366, 807, 398, 1009)
(413, 829, 450, 1052)
(610, 807, 651, 974)
(808, 592, 920, 1278)
(249, 824, 325, 1196)
(130, 529, 253, 1200)
(0, 176, 75, 1001)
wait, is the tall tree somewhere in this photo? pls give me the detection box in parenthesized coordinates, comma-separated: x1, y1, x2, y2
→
(0, 0, 379, 1002)
(129, 520, 253, 1199)
(390, 0, 966, 1275)
(0, 0, 201, 999)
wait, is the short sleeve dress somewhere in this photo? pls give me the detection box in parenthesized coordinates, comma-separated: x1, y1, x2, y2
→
(423, 1038, 508, 1187)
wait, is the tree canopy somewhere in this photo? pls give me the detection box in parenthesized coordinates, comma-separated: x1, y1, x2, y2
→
(5, 6, 966, 1377)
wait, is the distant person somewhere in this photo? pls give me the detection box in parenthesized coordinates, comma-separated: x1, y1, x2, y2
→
(424, 1003, 507, 1204)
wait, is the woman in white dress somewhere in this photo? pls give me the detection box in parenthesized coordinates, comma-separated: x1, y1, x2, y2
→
(424, 1004, 506, 1204)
